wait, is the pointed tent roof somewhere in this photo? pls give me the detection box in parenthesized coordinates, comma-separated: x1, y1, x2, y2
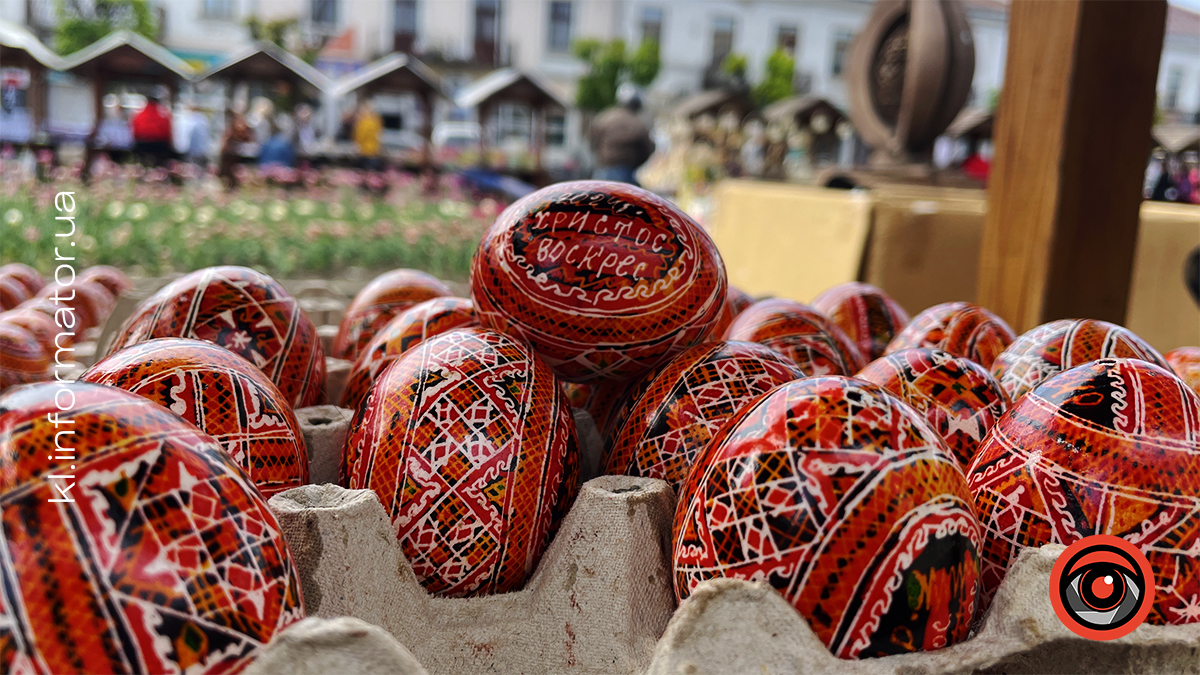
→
(331, 53, 444, 98)
(59, 30, 194, 80)
(0, 19, 63, 69)
(455, 68, 568, 110)
(201, 41, 331, 93)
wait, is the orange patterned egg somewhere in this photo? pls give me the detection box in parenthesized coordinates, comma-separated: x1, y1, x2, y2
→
(856, 348, 1008, 468)
(108, 266, 326, 408)
(674, 376, 981, 658)
(603, 340, 802, 491)
(726, 298, 865, 375)
(0, 382, 305, 673)
(885, 302, 1015, 369)
(79, 265, 134, 296)
(1165, 347, 1200, 397)
(35, 279, 116, 333)
(342, 328, 579, 597)
(14, 298, 74, 347)
(332, 269, 452, 361)
(968, 358, 1200, 625)
(471, 181, 727, 382)
(811, 282, 910, 362)
(991, 319, 1168, 403)
(0, 274, 32, 311)
(0, 263, 45, 296)
(712, 285, 756, 340)
(82, 338, 309, 497)
(0, 322, 51, 390)
(340, 297, 479, 410)
(0, 308, 59, 356)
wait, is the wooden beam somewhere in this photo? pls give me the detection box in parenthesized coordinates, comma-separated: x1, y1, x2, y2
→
(976, 0, 1166, 332)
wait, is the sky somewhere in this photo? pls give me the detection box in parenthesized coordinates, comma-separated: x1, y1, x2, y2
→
(1170, 0, 1200, 12)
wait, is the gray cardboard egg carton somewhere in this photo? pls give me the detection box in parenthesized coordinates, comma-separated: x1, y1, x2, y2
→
(274, 409, 1200, 675)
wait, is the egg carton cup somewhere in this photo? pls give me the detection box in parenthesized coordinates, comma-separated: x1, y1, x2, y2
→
(295, 405, 353, 485)
(268, 475, 678, 674)
(247, 616, 428, 675)
(322, 356, 351, 406)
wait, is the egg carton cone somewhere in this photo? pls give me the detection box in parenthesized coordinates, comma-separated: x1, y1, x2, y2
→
(247, 616, 428, 675)
(317, 324, 339, 357)
(268, 474, 678, 675)
(295, 405, 353, 485)
(646, 544, 1200, 675)
(323, 356, 352, 405)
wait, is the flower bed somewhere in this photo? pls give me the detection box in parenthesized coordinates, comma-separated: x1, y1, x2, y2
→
(0, 161, 502, 281)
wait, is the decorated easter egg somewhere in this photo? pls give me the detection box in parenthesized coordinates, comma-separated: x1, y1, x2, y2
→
(0, 274, 31, 311)
(726, 298, 865, 376)
(35, 279, 116, 333)
(603, 340, 802, 491)
(856, 348, 1008, 468)
(0, 262, 45, 296)
(0, 322, 50, 390)
(82, 338, 309, 497)
(341, 297, 479, 410)
(109, 266, 326, 408)
(673, 376, 981, 658)
(712, 285, 757, 339)
(0, 382, 305, 673)
(566, 377, 645, 444)
(332, 269, 452, 361)
(811, 282, 910, 362)
(343, 328, 579, 597)
(1165, 347, 1200, 397)
(471, 180, 727, 382)
(885, 301, 1015, 369)
(79, 264, 134, 296)
(991, 319, 1168, 403)
(0, 308, 59, 355)
(14, 297, 75, 346)
(968, 358, 1200, 625)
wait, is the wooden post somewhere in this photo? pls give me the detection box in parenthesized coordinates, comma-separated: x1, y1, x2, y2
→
(976, 0, 1166, 332)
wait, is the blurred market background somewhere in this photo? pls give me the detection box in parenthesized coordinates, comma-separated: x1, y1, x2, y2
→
(1, 0, 1198, 352)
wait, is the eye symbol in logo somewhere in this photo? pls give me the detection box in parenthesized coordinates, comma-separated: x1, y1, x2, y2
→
(1049, 535, 1154, 640)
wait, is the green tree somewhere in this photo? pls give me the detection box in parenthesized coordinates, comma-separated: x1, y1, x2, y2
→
(574, 38, 626, 112)
(753, 49, 795, 107)
(721, 53, 748, 82)
(55, 0, 157, 55)
(244, 16, 297, 49)
(628, 39, 661, 88)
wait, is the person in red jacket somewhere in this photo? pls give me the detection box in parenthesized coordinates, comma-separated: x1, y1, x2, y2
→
(131, 95, 173, 166)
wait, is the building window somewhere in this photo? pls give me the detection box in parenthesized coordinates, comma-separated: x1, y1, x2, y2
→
(831, 29, 854, 77)
(495, 102, 531, 142)
(641, 7, 663, 45)
(474, 0, 501, 66)
(776, 24, 797, 56)
(202, 0, 235, 20)
(547, 1, 572, 53)
(711, 16, 735, 69)
(1164, 67, 1184, 111)
(546, 112, 566, 146)
(394, 0, 418, 53)
(312, 0, 338, 25)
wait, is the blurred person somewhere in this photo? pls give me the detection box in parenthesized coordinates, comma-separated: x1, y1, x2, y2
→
(1150, 156, 1179, 202)
(589, 83, 655, 186)
(295, 104, 319, 159)
(218, 107, 254, 188)
(354, 99, 384, 172)
(184, 103, 210, 166)
(95, 94, 133, 151)
(247, 97, 276, 146)
(259, 113, 297, 169)
(131, 94, 173, 166)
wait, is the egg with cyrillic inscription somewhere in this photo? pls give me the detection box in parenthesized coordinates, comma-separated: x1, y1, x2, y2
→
(471, 181, 727, 382)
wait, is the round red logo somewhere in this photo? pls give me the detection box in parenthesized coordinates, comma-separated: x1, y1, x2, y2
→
(1049, 535, 1153, 640)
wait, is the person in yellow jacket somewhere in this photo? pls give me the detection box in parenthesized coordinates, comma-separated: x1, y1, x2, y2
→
(353, 100, 383, 171)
